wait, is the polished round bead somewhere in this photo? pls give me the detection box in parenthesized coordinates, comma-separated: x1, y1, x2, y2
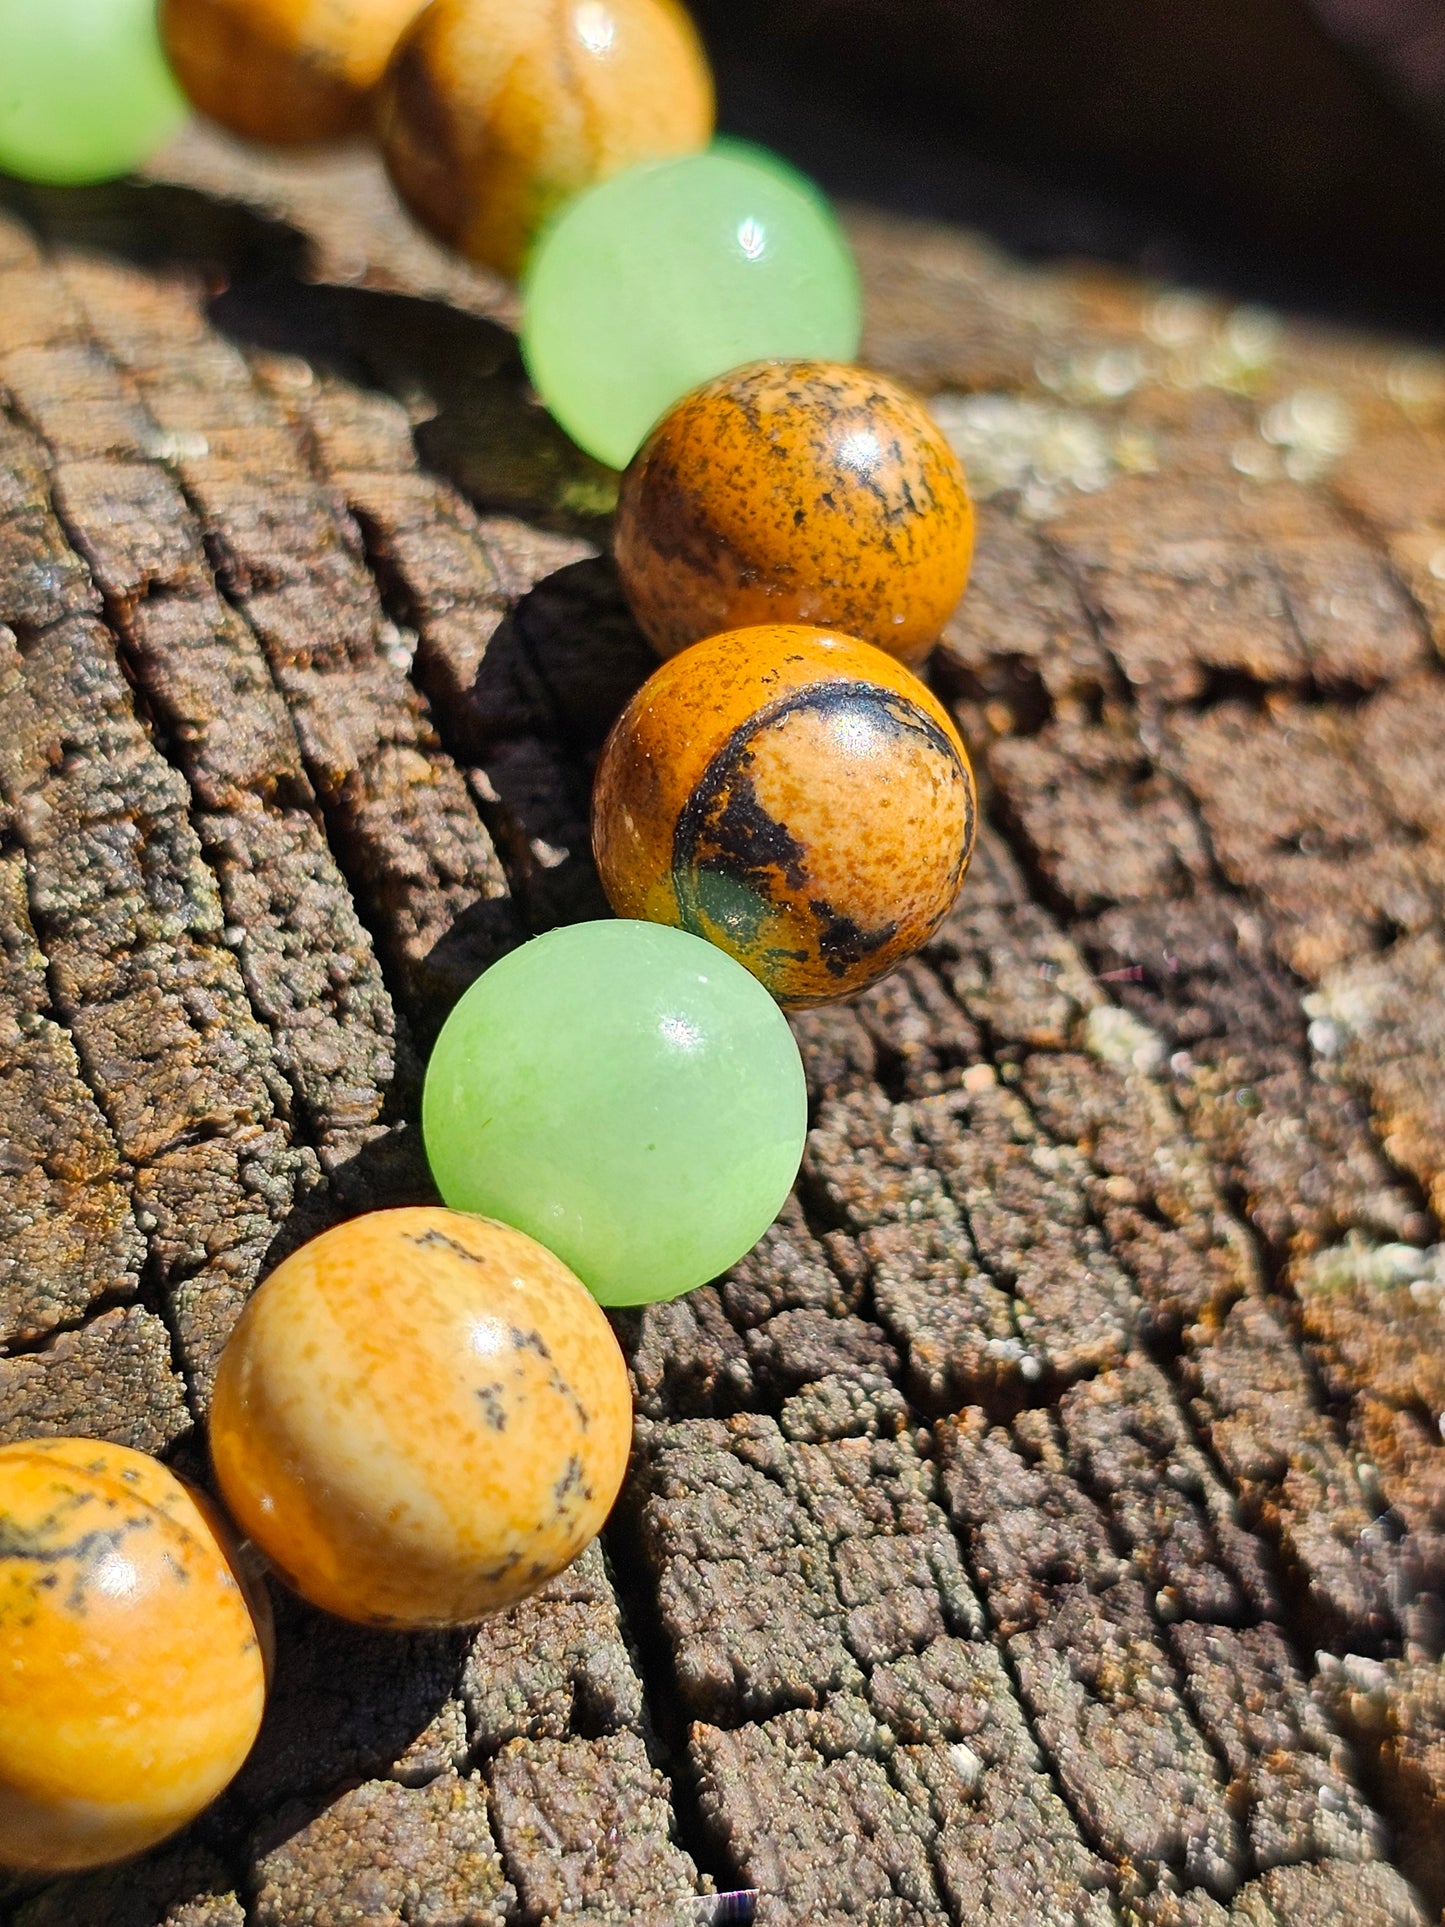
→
(0, 1439, 268, 1873)
(592, 625, 977, 1007)
(423, 921, 807, 1303)
(521, 144, 861, 470)
(161, 0, 426, 145)
(379, 0, 713, 280)
(0, 0, 188, 186)
(616, 359, 974, 665)
(211, 1208, 633, 1628)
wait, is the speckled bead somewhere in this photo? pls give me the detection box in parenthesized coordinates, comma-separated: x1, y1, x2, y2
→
(0, 1439, 269, 1874)
(592, 624, 977, 1006)
(161, 0, 427, 144)
(378, 0, 714, 279)
(614, 359, 974, 665)
(210, 1208, 634, 1629)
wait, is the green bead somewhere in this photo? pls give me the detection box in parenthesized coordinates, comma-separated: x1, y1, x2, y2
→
(521, 142, 861, 471)
(422, 920, 807, 1306)
(0, 0, 188, 187)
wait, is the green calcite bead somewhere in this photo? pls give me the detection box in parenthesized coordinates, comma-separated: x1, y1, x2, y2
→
(422, 920, 808, 1305)
(0, 0, 188, 185)
(520, 142, 862, 471)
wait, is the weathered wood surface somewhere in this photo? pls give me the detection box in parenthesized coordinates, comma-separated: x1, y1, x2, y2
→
(0, 125, 1443, 1925)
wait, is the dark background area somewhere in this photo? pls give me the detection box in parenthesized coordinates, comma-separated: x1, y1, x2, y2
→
(692, 0, 1445, 334)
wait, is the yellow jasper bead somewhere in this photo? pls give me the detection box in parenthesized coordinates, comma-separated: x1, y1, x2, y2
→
(161, 0, 428, 144)
(377, 0, 714, 279)
(210, 1208, 634, 1629)
(0, 1439, 268, 1875)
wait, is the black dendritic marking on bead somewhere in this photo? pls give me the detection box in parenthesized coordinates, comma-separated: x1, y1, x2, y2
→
(510, 1324, 554, 1361)
(408, 1227, 488, 1266)
(475, 1382, 508, 1430)
(546, 1365, 591, 1431)
(689, 741, 811, 894)
(553, 1455, 592, 1513)
(0, 1510, 162, 1617)
(672, 681, 964, 983)
(808, 897, 901, 976)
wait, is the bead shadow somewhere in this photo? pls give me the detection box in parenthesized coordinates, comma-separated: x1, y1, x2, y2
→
(408, 552, 654, 941)
(1, 168, 619, 532)
(203, 248, 657, 1001)
(209, 275, 618, 534)
(2, 1837, 245, 1926)
(230, 1582, 472, 1814)
(0, 170, 310, 281)
(442, 559, 654, 946)
(511, 557, 656, 760)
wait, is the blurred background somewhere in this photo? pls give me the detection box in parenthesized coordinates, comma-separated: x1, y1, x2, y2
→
(690, 0, 1445, 328)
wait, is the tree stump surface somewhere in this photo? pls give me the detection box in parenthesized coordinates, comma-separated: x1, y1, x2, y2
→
(1, 125, 1443, 1927)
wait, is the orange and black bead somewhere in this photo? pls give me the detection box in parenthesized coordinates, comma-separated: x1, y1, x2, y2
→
(614, 359, 974, 665)
(592, 624, 977, 1007)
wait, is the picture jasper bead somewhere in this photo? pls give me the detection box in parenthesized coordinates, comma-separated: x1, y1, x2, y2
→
(614, 359, 974, 664)
(592, 624, 977, 1007)
(161, 0, 427, 144)
(0, 1439, 268, 1874)
(210, 1208, 633, 1628)
(378, 0, 714, 279)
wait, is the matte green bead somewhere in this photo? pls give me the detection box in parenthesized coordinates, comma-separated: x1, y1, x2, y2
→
(422, 920, 808, 1306)
(0, 0, 188, 186)
(521, 142, 861, 471)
